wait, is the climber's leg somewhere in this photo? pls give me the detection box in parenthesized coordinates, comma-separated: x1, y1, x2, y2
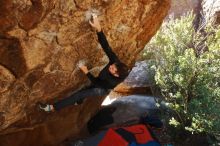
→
(53, 88, 110, 111)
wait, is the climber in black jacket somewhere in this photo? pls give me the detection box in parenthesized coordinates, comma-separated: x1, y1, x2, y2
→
(40, 15, 129, 112)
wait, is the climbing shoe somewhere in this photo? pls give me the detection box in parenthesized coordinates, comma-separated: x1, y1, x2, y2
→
(75, 99, 83, 105)
(39, 103, 53, 112)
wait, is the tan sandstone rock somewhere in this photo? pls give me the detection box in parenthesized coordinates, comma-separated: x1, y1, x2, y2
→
(0, 0, 170, 145)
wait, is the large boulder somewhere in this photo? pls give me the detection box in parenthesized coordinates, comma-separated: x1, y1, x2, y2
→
(0, 0, 170, 145)
(114, 61, 154, 96)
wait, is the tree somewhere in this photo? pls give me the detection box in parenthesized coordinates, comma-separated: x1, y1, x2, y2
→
(143, 12, 220, 138)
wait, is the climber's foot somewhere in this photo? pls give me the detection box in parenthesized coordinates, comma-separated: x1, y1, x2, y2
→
(75, 99, 84, 105)
(38, 102, 54, 112)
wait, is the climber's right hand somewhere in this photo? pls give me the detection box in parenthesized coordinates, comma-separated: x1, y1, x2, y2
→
(89, 14, 102, 32)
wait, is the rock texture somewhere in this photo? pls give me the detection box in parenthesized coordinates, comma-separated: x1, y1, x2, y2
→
(0, 96, 105, 146)
(203, 0, 220, 24)
(0, 0, 170, 145)
(168, 0, 220, 25)
(113, 61, 154, 96)
(169, 0, 199, 18)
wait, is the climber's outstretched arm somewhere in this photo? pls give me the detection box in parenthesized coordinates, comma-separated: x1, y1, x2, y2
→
(89, 15, 119, 64)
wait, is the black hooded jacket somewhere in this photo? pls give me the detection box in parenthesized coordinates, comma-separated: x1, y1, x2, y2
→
(86, 31, 126, 89)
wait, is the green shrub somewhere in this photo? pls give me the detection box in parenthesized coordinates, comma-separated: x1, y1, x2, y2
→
(143, 12, 220, 137)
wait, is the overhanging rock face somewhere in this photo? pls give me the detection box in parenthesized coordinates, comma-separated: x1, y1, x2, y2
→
(0, 0, 170, 145)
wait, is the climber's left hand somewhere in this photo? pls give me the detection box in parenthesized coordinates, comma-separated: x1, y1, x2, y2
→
(79, 65, 89, 74)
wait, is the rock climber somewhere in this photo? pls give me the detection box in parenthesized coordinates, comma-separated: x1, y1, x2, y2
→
(39, 15, 129, 112)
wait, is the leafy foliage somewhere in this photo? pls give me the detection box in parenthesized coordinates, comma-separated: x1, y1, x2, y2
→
(143, 12, 220, 137)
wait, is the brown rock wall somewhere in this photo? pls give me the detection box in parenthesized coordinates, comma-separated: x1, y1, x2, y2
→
(0, 0, 170, 145)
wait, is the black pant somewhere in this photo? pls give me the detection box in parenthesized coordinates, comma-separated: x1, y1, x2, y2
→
(53, 87, 110, 111)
